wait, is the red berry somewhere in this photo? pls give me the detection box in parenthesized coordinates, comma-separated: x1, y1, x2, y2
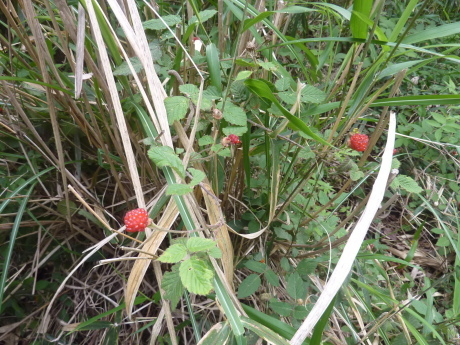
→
(124, 208, 150, 232)
(348, 133, 369, 152)
(227, 134, 241, 145)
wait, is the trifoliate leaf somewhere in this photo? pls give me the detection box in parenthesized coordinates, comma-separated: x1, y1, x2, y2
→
(162, 264, 184, 309)
(218, 102, 247, 127)
(237, 274, 261, 298)
(166, 184, 193, 196)
(179, 257, 214, 295)
(143, 15, 181, 30)
(186, 237, 216, 253)
(165, 96, 189, 125)
(158, 244, 187, 263)
(300, 85, 326, 104)
(148, 146, 185, 178)
(188, 168, 206, 186)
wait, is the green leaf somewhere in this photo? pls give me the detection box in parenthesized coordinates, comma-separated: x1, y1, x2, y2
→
(179, 257, 214, 295)
(240, 316, 291, 345)
(198, 322, 231, 344)
(245, 79, 332, 147)
(148, 146, 185, 178)
(162, 264, 184, 309)
(188, 168, 206, 186)
(391, 175, 423, 194)
(208, 246, 222, 259)
(350, 168, 364, 181)
(242, 12, 274, 33)
(275, 78, 291, 91)
(371, 95, 460, 107)
(264, 270, 280, 287)
(219, 102, 247, 127)
(270, 301, 292, 317)
(222, 126, 248, 136)
(287, 272, 306, 300)
(180, 84, 199, 97)
(189, 9, 218, 24)
(186, 237, 217, 253)
(143, 15, 181, 30)
(166, 183, 193, 196)
(113, 57, 143, 76)
(350, 0, 372, 39)
(235, 71, 253, 81)
(237, 274, 261, 298)
(158, 244, 187, 263)
(300, 85, 326, 104)
(165, 96, 189, 125)
(403, 21, 460, 45)
(244, 260, 267, 274)
(198, 135, 214, 146)
(206, 43, 222, 93)
(292, 305, 309, 320)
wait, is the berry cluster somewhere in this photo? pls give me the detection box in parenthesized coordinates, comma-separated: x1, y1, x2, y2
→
(221, 134, 242, 147)
(348, 133, 369, 152)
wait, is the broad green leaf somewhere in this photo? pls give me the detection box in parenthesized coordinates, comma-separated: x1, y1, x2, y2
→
(189, 9, 218, 24)
(350, 0, 372, 39)
(162, 264, 184, 309)
(179, 257, 214, 295)
(300, 85, 327, 104)
(270, 301, 292, 317)
(391, 175, 423, 194)
(157, 243, 187, 263)
(287, 272, 306, 300)
(143, 15, 181, 30)
(219, 102, 247, 127)
(188, 168, 206, 186)
(198, 135, 214, 146)
(186, 237, 216, 253)
(237, 274, 261, 298)
(180, 84, 199, 96)
(403, 21, 460, 45)
(264, 270, 280, 287)
(222, 126, 247, 136)
(245, 79, 332, 146)
(166, 183, 193, 196)
(148, 146, 185, 178)
(244, 260, 267, 274)
(165, 96, 189, 125)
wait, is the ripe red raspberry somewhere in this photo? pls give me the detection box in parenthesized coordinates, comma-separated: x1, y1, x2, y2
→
(227, 134, 241, 145)
(124, 208, 150, 232)
(348, 133, 369, 152)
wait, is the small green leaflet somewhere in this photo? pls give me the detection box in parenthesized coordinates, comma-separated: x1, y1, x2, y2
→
(188, 168, 205, 186)
(166, 184, 193, 196)
(157, 243, 187, 263)
(237, 274, 261, 298)
(165, 96, 189, 125)
(270, 301, 292, 317)
(186, 237, 216, 253)
(179, 257, 214, 295)
(148, 146, 185, 179)
(391, 175, 423, 194)
(287, 272, 306, 300)
(198, 135, 214, 146)
(162, 264, 184, 309)
(189, 9, 217, 24)
(143, 15, 181, 30)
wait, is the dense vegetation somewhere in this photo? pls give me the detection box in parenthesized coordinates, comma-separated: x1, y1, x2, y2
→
(1, 0, 459, 344)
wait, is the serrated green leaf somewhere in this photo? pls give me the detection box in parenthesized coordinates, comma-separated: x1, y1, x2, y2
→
(189, 9, 217, 24)
(393, 175, 423, 194)
(300, 85, 326, 104)
(179, 84, 199, 96)
(166, 183, 193, 196)
(287, 272, 306, 300)
(165, 96, 189, 125)
(278, 91, 297, 105)
(244, 260, 267, 273)
(208, 246, 222, 259)
(198, 135, 214, 146)
(237, 274, 261, 298)
(219, 102, 247, 127)
(392, 158, 401, 169)
(162, 264, 184, 309)
(179, 257, 214, 295)
(186, 237, 216, 252)
(222, 126, 248, 136)
(158, 244, 187, 263)
(275, 78, 291, 91)
(269, 301, 292, 317)
(143, 15, 181, 30)
(264, 270, 280, 287)
(297, 259, 318, 279)
(148, 146, 185, 178)
(188, 168, 205, 186)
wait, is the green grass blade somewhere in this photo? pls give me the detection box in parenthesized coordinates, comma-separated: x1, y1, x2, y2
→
(370, 94, 460, 107)
(240, 316, 290, 345)
(350, 0, 373, 39)
(0, 183, 36, 311)
(310, 297, 336, 345)
(206, 43, 222, 93)
(403, 21, 460, 44)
